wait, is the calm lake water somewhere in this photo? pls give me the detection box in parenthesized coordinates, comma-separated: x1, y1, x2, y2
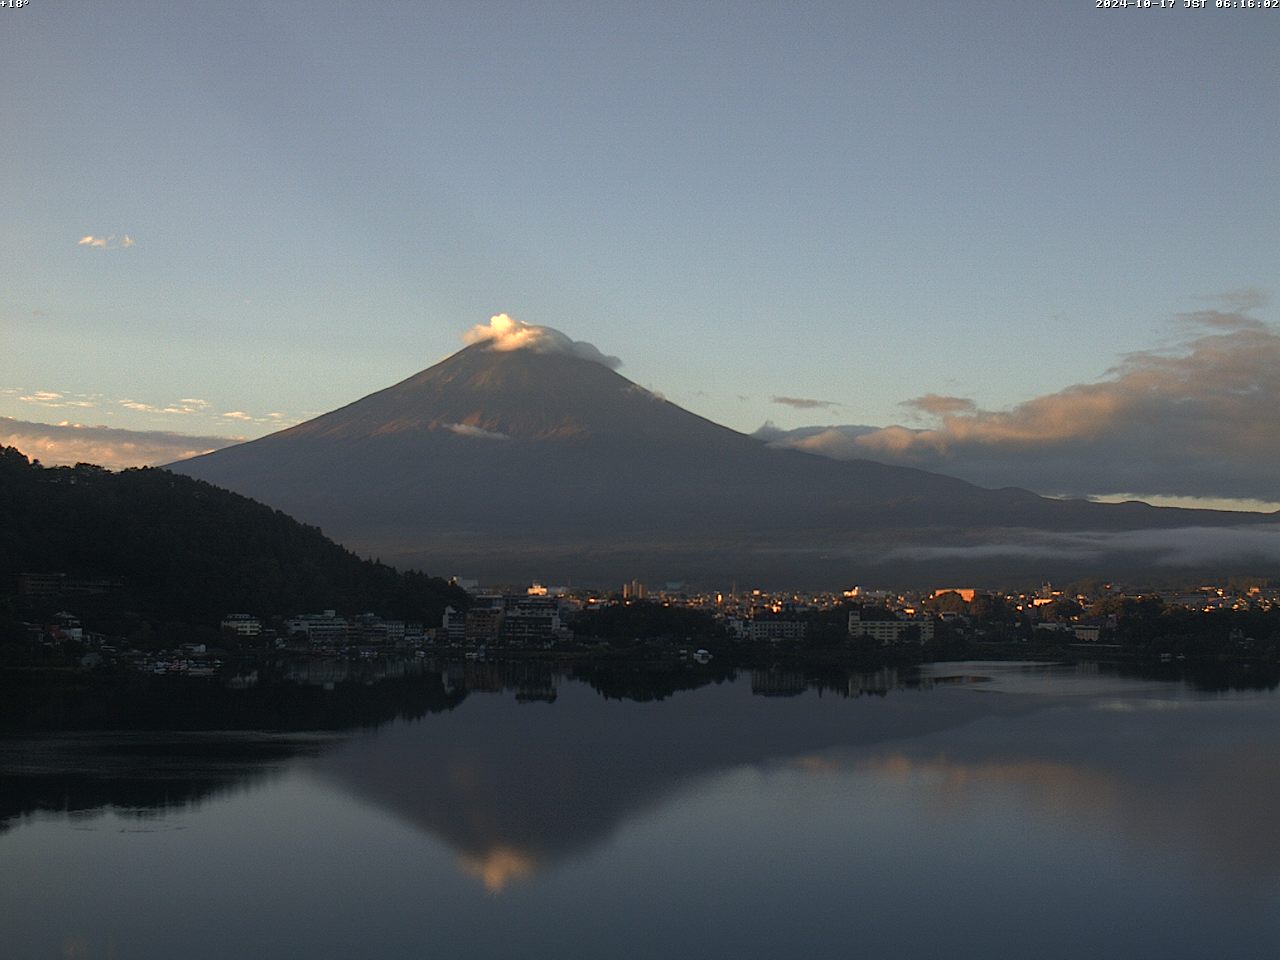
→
(3, 661, 1279, 959)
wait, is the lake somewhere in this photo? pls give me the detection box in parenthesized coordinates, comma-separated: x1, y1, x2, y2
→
(3, 660, 1279, 959)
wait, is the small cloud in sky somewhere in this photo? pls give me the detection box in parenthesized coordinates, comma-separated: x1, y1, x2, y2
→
(18, 389, 98, 409)
(207, 409, 299, 426)
(1, 416, 239, 471)
(1175, 308, 1264, 334)
(116, 404, 266, 425)
(901, 394, 977, 418)
(120, 398, 211, 416)
(770, 395, 840, 411)
(462, 313, 621, 369)
(78, 234, 135, 250)
(756, 291, 1280, 505)
(1198, 288, 1267, 314)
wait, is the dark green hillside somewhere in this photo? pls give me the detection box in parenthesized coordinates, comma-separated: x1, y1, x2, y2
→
(0, 447, 468, 635)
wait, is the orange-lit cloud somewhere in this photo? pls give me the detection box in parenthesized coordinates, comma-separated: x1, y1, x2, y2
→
(905, 394, 978, 417)
(1, 417, 239, 470)
(77, 234, 134, 250)
(463, 313, 621, 369)
(758, 296, 1280, 503)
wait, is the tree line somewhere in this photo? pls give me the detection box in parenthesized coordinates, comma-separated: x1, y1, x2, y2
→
(0, 447, 468, 652)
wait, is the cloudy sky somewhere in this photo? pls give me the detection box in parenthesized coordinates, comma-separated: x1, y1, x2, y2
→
(2, 2, 1275, 505)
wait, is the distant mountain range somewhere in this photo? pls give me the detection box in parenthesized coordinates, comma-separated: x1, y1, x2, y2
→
(168, 340, 1278, 587)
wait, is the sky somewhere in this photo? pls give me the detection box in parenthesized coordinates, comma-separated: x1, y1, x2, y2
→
(2, 1, 1276, 508)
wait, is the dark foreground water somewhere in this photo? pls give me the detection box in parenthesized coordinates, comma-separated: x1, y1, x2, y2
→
(3, 661, 1279, 959)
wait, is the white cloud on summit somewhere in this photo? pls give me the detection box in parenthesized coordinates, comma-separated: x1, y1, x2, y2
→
(463, 314, 621, 369)
(758, 295, 1280, 505)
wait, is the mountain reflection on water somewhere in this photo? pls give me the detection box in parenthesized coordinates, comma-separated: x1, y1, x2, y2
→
(305, 664, 1022, 891)
(5, 659, 1280, 959)
(310, 661, 1280, 894)
(4, 660, 1279, 893)
(0, 659, 914, 835)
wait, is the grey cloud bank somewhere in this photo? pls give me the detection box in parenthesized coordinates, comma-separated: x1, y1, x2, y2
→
(758, 306, 1280, 504)
(1, 417, 237, 471)
(880, 525, 1280, 570)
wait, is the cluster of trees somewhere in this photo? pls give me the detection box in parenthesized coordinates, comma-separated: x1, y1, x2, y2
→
(924, 590, 1018, 622)
(925, 584, 1280, 659)
(0, 447, 468, 654)
(1092, 596, 1280, 658)
(571, 600, 726, 644)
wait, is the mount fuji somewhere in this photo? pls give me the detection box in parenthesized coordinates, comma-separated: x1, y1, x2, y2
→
(169, 325, 1274, 587)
